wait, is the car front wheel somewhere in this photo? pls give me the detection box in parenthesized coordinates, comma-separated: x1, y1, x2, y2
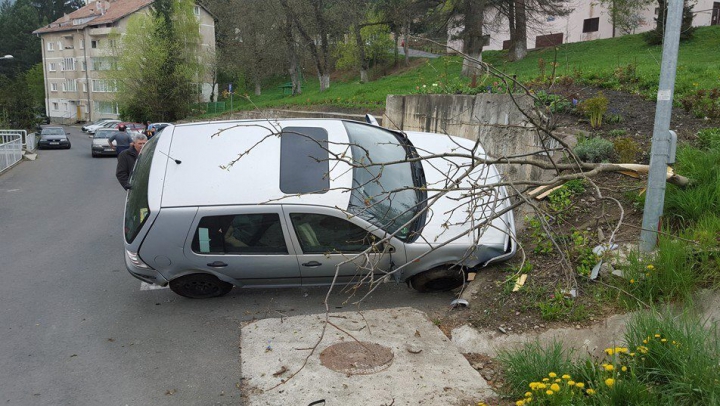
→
(409, 267, 465, 293)
(169, 274, 233, 299)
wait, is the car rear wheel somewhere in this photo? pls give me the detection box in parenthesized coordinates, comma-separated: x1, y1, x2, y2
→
(169, 274, 233, 299)
(409, 267, 465, 293)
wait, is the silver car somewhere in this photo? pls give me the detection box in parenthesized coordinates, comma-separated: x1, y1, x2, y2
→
(123, 119, 516, 298)
(90, 128, 118, 157)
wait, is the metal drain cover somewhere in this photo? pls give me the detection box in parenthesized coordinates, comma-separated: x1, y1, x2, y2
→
(320, 341, 394, 375)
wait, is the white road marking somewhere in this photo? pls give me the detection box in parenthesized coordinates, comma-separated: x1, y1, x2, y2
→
(140, 282, 169, 291)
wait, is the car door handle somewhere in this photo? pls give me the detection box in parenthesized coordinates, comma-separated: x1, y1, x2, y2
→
(207, 261, 228, 268)
(302, 261, 322, 268)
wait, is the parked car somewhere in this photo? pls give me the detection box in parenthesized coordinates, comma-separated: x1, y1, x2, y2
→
(123, 118, 516, 298)
(37, 127, 71, 149)
(147, 122, 171, 138)
(82, 118, 115, 132)
(90, 128, 118, 157)
(109, 122, 145, 135)
(86, 119, 121, 134)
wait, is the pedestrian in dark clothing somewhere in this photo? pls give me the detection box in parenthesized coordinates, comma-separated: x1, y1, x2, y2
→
(116, 133, 148, 190)
(109, 124, 132, 155)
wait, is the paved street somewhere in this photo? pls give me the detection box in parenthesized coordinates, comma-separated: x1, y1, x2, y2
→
(0, 125, 452, 405)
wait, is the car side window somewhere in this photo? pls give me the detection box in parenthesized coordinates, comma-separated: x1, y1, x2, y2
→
(191, 214, 288, 254)
(289, 213, 374, 254)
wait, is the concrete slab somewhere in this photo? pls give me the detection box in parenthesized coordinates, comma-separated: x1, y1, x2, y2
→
(241, 307, 495, 405)
(22, 153, 37, 161)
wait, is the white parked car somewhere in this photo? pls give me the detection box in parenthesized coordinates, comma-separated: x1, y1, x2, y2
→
(85, 119, 120, 135)
(123, 118, 516, 298)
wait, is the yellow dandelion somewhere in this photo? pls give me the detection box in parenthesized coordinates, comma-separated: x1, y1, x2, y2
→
(542, 378, 550, 382)
(605, 378, 615, 387)
(562, 374, 571, 380)
(525, 392, 532, 397)
(605, 348, 614, 355)
(616, 347, 628, 353)
(654, 334, 661, 338)
(587, 388, 596, 395)
(630, 352, 636, 357)
(575, 382, 585, 389)
(643, 339, 648, 344)
(661, 338, 667, 343)
(515, 400, 525, 406)
(538, 383, 547, 390)
(630, 279, 635, 284)
(568, 380, 576, 386)
(647, 264, 654, 270)
(529, 382, 539, 390)
(622, 366, 628, 372)
(548, 372, 557, 378)
(550, 383, 561, 392)
(546, 390, 554, 396)
(555, 378, 562, 383)
(604, 364, 615, 372)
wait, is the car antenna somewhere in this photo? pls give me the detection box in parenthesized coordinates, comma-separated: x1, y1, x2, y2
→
(159, 150, 182, 164)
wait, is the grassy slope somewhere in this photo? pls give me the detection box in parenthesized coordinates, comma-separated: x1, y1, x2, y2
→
(206, 26, 720, 116)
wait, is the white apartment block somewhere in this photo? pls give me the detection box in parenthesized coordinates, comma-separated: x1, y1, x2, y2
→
(33, 0, 217, 123)
(449, 1, 720, 53)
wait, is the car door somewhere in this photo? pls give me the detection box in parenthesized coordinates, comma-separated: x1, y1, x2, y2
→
(184, 206, 302, 287)
(282, 206, 406, 286)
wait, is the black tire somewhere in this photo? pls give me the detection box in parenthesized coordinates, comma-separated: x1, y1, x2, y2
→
(169, 274, 233, 299)
(409, 267, 465, 293)
(66, 144, 71, 149)
(91, 151, 98, 157)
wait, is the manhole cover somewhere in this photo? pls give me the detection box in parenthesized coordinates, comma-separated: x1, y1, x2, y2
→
(320, 341, 394, 375)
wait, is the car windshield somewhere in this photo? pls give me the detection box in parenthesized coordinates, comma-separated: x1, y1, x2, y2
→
(94, 130, 114, 139)
(42, 128, 64, 135)
(344, 121, 426, 241)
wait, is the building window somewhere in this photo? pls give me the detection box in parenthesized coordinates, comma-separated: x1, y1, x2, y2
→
(57, 41, 62, 50)
(48, 62, 57, 71)
(63, 103, 68, 111)
(81, 61, 87, 71)
(91, 40, 99, 48)
(108, 39, 117, 48)
(52, 102, 59, 110)
(79, 39, 85, 49)
(62, 82, 66, 91)
(91, 57, 116, 71)
(51, 83, 58, 91)
(82, 82, 87, 92)
(62, 57, 76, 71)
(92, 79, 117, 92)
(95, 101, 119, 115)
(583, 17, 600, 33)
(66, 79, 77, 92)
(47, 42, 54, 51)
(193, 5, 200, 15)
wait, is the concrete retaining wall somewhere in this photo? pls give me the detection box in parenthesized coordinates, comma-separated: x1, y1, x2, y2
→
(382, 94, 557, 183)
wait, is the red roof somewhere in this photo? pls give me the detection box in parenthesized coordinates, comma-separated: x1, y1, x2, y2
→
(33, 0, 154, 35)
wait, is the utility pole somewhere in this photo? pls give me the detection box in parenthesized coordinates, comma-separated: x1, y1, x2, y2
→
(639, 0, 683, 252)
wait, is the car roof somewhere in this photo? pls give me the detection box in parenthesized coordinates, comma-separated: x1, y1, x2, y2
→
(154, 119, 356, 209)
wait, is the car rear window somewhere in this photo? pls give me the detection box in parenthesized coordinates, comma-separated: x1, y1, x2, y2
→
(124, 136, 159, 243)
(279, 127, 329, 194)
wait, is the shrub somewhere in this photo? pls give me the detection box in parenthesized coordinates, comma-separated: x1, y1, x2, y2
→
(613, 137, 642, 163)
(680, 88, 720, 119)
(574, 137, 615, 162)
(535, 90, 572, 113)
(496, 339, 575, 399)
(607, 129, 627, 137)
(578, 92, 609, 128)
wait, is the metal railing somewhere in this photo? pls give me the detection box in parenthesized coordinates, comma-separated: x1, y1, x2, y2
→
(0, 129, 34, 151)
(0, 133, 23, 175)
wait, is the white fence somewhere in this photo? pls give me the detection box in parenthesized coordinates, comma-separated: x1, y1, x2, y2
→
(0, 133, 23, 175)
(0, 130, 34, 151)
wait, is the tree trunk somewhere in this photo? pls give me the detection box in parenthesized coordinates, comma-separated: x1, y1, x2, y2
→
(392, 31, 399, 67)
(254, 81, 261, 96)
(312, 0, 332, 91)
(354, 24, 370, 83)
(508, 0, 527, 61)
(282, 12, 301, 95)
(460, 0, 485, 77)
(280, 0, 327, 91)
(319, 74, 330, 91)
(402, 21, 410, 67)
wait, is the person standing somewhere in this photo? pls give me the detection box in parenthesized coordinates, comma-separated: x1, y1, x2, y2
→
(109, 124, 132, 156)
(115, 133, 148, 190)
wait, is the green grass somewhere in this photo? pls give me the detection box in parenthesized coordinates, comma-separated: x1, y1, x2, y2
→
(196, 26, 720, 119)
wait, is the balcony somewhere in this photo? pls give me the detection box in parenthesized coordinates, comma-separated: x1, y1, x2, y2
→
(88, 27, 112, 36)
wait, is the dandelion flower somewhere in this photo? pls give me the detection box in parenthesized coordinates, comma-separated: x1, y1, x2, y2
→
(605, 348, 614, 355)
(630, 279, 635, 284)
(654, 334, 661, 338)
(661, 338, 667, 343)
(587, 388, 596, 395)
(604, 364, 615, 372)
(525, 392, 532, 397)
(555, 379, 562, 383)
(546, 390, 554, 396)
(529, 382, 539, 390)
(551, 383, 561, 392)
(647, 264, 655, 270)
(622, 366, 628, 372)
(568, 380, 576, 386)
(542, 378, 550, 382)
(515, 400, 525, 406)
(538, 383, 547, 390)
(575, 382, 585, 389)
(548, 372, 557, 378)
(605, 378, 615, 387)
(562, 374, 571, 380)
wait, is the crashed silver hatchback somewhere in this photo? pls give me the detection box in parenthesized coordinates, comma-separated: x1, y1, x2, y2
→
(123, 118, 516, 298)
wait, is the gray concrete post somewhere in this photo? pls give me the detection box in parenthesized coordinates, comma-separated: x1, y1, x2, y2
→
(639, 0, 684, 252)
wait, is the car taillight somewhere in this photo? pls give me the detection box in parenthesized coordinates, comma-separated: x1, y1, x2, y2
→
(126, 249, 153, 270)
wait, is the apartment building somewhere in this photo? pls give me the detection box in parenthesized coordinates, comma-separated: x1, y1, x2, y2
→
(449, 1, 720, 53)
(33, 0, 216, 123)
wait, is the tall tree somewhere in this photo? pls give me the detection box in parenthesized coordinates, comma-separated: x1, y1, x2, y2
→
(644, 0, 695, 45)
(30, 0, 83, 26)
(0, 0, 42, 77)
(108, 0, 203, 121)
(600, 0, 653, 37)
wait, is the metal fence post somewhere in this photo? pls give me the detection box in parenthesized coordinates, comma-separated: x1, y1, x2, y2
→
(639, 0, 684, 252)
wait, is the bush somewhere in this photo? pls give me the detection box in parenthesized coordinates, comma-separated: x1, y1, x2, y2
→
(613, 137, 642, 162)
(680, 88, 720, 119)
(578, 92, 609, 128)
(574, 137, 615, 162)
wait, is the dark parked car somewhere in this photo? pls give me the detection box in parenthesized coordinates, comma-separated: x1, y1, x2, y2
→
(37, 127, 71, 149)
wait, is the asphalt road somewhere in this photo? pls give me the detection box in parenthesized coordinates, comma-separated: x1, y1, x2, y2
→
(0, 125, 453, 405)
